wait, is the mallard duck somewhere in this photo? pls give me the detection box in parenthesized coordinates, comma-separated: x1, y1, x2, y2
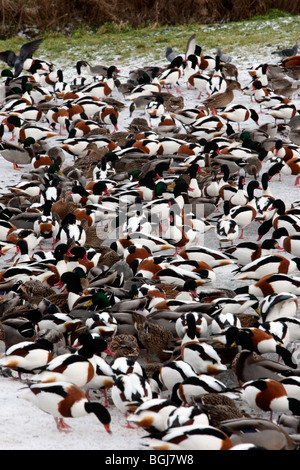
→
(203, 80, 242, 114)
(0, 316, 37, 348)
(50, 194, 80, 220)
(219, 417, 298, 450)
(19, 279, 57, 305)
(231, 350, 299, 386)
(0, 137, 36, 170)
(200, 393, 246, 428)
(132, 312, 175, 363)
(109, 333, 140, 359)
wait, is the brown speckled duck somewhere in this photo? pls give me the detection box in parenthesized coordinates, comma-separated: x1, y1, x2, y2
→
(132, 312, 175, 363)
(109, 333, 140, 359)
(203, 80, 242, 114)
(199, 393, 246, 428)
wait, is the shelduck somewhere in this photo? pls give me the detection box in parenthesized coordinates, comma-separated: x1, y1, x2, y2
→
(180, 313, 227, 375)
(31, 331, 109, 388)
(259, 292, 298, 322)
(266, 103, 297, 124)
(280, 156, 300, 186)
(157, 360, 198, 394)
(229, 180, 260, 238)
(223, 326, 297, 369)
(175, 311, 208, 339)
(259, 319, 290, 349)
(211, 293, 260, 316)
(111, 372, 152, 427)
(110, 357, 145, 377)
(177, 245, 234, 268)
(36, 313, 83, 343)
(215, 200, 239, 247)
(19, 381, 111, 433)
(126, 398, 178, 434)
(85, 311, 118, 341)
(232, 254, 300, 280)
(229, 176, 247, 207)
(272, 227, 300, 256)
(184, 53, 200, 84)
(208, 55, 227, 95)
(241, 378, 300, 420)
(223, 238, 277, 266)
(188, 72, 211, 99)
(56, 213, 86, 247)
(145, 96, 165, 126)
(128, 77, 162, 101)
(171, 374, 234, 406)
(166, 404, 209, 429)
(80, 65, 120, 99)
(280, 376, 300, 400)
(145, 423, 233, 450)
(211, 312, 242, 335)
(235, 273, 300, 297)
(220, 104, 259, 131)
(258, 198, 300, 240)
(0, 338, 53, 378)
(272, 317, 300, 346)
(159, 56, 184, 93)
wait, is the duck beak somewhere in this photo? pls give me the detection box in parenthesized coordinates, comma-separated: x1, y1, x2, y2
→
(104, 346, 115, 356)
(66, 250, 75, 257)
(104, 424, 112, 434)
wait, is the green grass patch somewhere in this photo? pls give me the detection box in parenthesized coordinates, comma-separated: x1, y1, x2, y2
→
(0, 11, 299, 69)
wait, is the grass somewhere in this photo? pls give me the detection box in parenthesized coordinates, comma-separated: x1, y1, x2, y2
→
(0, 10, 299, 69)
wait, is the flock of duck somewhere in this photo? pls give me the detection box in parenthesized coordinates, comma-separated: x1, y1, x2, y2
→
(0, 34, 300, 450)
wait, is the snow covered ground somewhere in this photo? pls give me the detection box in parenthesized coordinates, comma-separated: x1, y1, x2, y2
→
(0, 23, 300, 451)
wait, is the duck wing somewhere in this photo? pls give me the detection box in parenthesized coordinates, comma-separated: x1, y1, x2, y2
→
(185, 34, 196, 59)
(19, 39, 43, 62)
(0, 50, 17, 67)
